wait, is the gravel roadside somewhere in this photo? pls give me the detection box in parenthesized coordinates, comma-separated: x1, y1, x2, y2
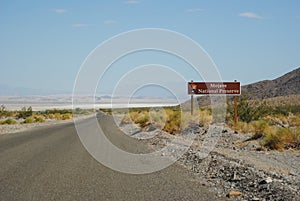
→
(118, 119, 300, 200)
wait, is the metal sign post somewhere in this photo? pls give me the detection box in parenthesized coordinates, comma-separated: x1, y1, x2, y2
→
(234, 80, 238, 128)
(189, 80, 194, 115)
(234, 95, 238, 127)
(191, 94, 194, 115)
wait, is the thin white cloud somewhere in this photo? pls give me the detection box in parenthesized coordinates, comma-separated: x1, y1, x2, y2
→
(239, 12, 264, 19)
(186, 8, 204, 13)
(104, 20, 117, 25)
(51, 8, 67, 14)
(71, 24, 93, 28)
(125, 0, 140, 4)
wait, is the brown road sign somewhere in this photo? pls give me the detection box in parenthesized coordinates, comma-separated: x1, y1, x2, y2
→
(188, 82, 241, 95)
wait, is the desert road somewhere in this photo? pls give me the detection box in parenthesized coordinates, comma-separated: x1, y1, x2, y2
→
(0, 113, 217, 201)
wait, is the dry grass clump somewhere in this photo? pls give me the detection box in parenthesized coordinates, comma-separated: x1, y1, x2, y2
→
(149, 108, 167, 129)
(131, 111, 150, 127)
(21, 117, 35, 124)
(0, 118, 17, 125)
(264, 113, 300, 128)
(32, 114, 45, 123)
(199, 109, 213, 126)
(163, 109, 181, 134)
(119, 105, 300, 151)
(45, 113, 55, 119)
(61, 113, 73, 120)
(0, 106, 79, 126)
(122, 110, 150, 128)
(249, 120, 270, 140)
(244, 118, 300, 150)
(20, 115, 45, 124)
(121, 108, 180, 134)
(45, 113, 72, 120)
(262, 127, 300, 150)
(288, 113, 300, 127)
(228, 115, 300, 151)
(121, 107, 213, 135)
(120, 113, 132, 124)
(234, 121, 251, 134)
(181, 109, 212, 129)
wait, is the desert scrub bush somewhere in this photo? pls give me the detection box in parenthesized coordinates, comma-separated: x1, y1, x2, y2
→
(0, 118, 17, 125)
(128, 111, 140, 122)
(0, 105, 8, 118)
(33, 115, 45, 123)
(180, 109, 211, 130)
(279, 127, 300, 149)
(43, 113, 71, 120)
(180, 112, 195, 130)
(73, 108, 95, 116)
(45, 113, 55, 119)
(265, 115, 288, 127)
(122, 107, 212, 135)
(250, 120, 270, 140)
(50, 113, 72, 120)
(235, 121, 251, 134)
(265, 113, 300, 128)
(61, 113, 72, 120)
(132, 111, 150, 127)
(99, 108, 112, 115)
(121, 113, 132, 124)
(163, 109, 181, 134)
(54, 113, 63, 120)
(17, 106, 33, 119)
(271, 105, 300, 116)
(288, 113, 300, 127)
(21, 117, 35, 124)
(227, 94, 269, 123)
(262, 127, 300, 150)
(198, 109, 212, 126)
(121, 110, 150, 127)
(260, 126, 281, 150)
(44, 109, 72, 115)
(275, 114, 289, 125)
(149, 108, 167, 129)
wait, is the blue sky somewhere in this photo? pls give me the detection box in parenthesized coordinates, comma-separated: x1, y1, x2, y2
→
(0, 0, 299, 96)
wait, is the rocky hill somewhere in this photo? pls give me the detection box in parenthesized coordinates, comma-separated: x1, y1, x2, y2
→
(242, 67, 300, 99)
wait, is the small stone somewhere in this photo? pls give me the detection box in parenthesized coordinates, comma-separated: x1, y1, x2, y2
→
(259, 180, 267, 185)
(249, 182, 255, 188)
(229, 190, 242, 197)
(259, 177, 272, 185)
(265, 177, 272, 183)
(232, 172, 238, 180)
(256, 147, 264, 151)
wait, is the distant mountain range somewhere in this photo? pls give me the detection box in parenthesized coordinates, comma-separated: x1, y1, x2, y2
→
(242, 67, 300, 99)
(1, 68, 299, 102)
(0, 84, 68, 96)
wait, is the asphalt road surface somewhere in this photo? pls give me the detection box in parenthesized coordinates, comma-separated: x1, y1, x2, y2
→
(0, 113, 218, 201)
